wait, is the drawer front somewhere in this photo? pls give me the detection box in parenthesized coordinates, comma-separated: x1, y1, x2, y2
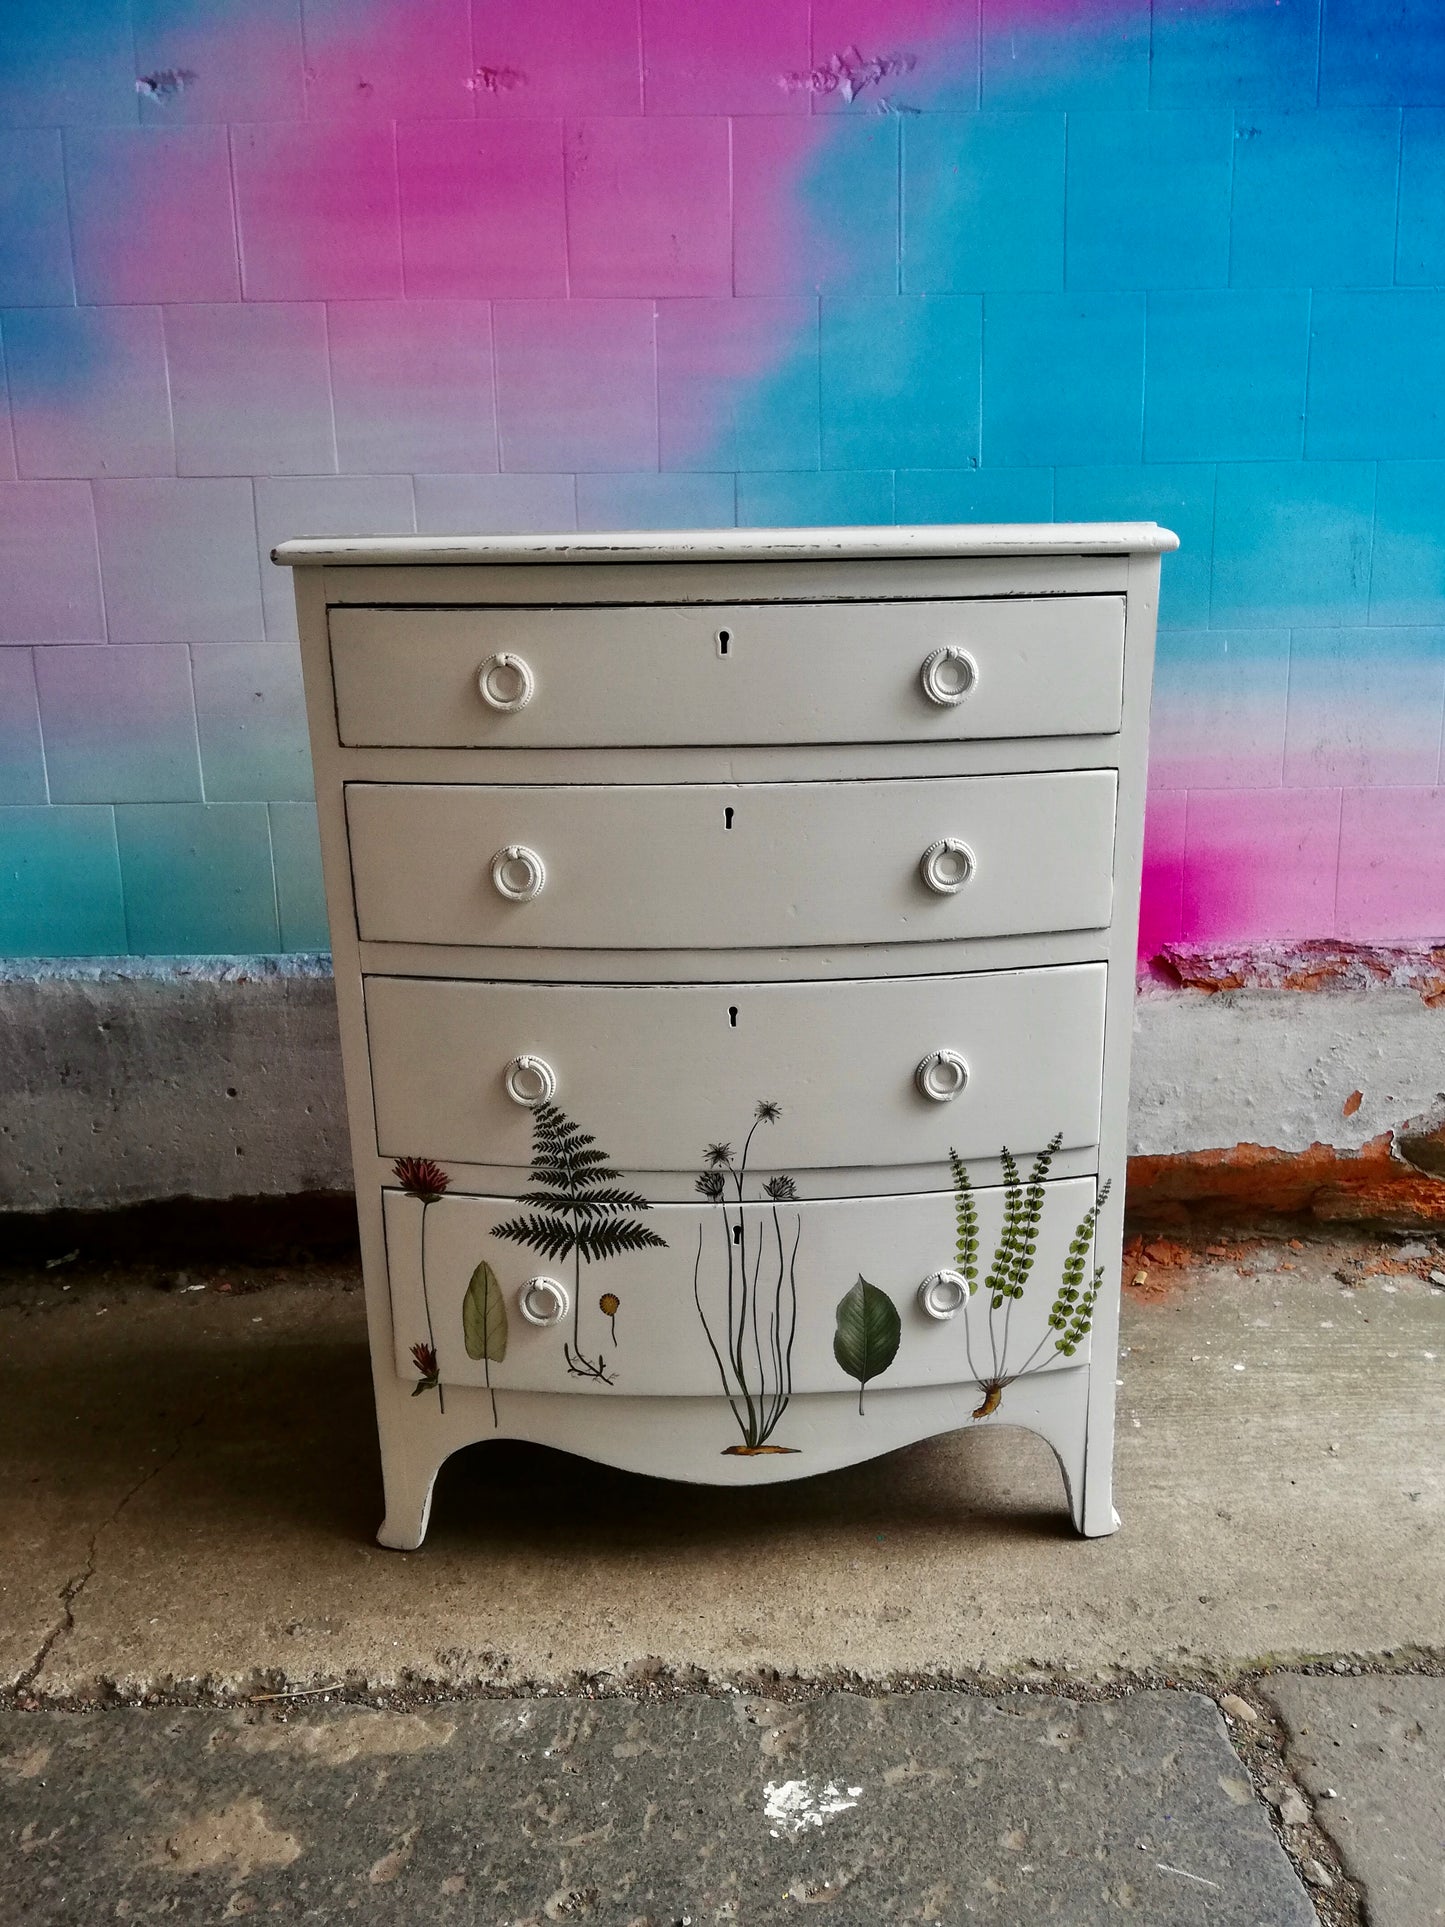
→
(329, 598, 1125, 748)
(384, 1180, 1098, 1403)
(365, 965, 1105, 1174)
(347, 771, 1118, 950)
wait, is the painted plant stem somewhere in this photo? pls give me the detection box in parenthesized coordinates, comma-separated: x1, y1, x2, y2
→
(420, 1202, 445, 1414)
(393, 1156, 449, 1412)
(693, 1101, 800, 1453)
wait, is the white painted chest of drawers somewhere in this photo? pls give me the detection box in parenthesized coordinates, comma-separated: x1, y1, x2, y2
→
(277, 525, 1174, 1550)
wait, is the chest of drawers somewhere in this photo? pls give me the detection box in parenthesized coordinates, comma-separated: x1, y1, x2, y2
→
(277, 526, 1174, 1550)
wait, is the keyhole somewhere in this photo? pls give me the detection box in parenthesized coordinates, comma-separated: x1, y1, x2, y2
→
(724, 806, 734, 830)
(717, 628, 731, 656)
(728, 1005, 738, 1028)
(732, 1224, 742, 1247)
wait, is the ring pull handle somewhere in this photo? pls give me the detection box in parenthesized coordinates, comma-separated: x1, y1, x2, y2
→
(919, 646, 977, 707)
(477, 652, 535, 712)
(915, 1049, 969, 1103)
(503, 1054, 557, 1107)
(918, 1270, 970, 1320)
(919, 838, 974, 895)
(518, 1276, 569, 1327)
(491, 844, 546, 903)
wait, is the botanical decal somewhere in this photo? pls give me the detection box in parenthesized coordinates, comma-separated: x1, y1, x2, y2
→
(693, 1101, 801, 1454)
(493, 1101, 666, 1384)
(951, 1135, 1111, 1418)
(462, 1259, 508, 1428)
(833, 1275, 902, 1414)
(393, 1155, 449, 1412)
(410, 1341, 439, 1399)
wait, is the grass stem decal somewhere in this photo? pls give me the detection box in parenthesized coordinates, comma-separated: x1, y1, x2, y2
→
(393, 1156, 449, 1413)
(950, 1135, 1111, 1418)
(833, 1275, 902, 1414)
(462, 1259, 507, 1427)
(493, 1102, 665, 1384)
(693, 1101, 801, 1454)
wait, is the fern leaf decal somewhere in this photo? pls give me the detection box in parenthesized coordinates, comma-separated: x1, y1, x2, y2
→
(492, 1101, 665, 1383)
(1049, 1179, 1111, 1357)
(573, 1221, 668, 1261)
(986, 1147, 1022, 1310)
(946, 1148, 1114, 1421)
(949, 1148, 979, 1294)
(1009, 1134, 1059, 1301)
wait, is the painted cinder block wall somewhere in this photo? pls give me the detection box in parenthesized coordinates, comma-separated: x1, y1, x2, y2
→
(1, 0, 1444, 965)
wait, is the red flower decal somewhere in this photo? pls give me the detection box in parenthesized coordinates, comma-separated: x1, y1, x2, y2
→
(393, 1156, 449, 1204)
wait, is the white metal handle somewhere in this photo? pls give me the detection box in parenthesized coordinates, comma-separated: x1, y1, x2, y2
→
(915, 1049, 969, 1102)
(918, 1270, 970, 1320)
(518, 1276, 569, 1326)
(919, 645, 977, 707)
(477, 652, 535, 712)
(491, 844, 546, 902)
(919, 838, 974, 894)
(503, 1054, 556, 1106)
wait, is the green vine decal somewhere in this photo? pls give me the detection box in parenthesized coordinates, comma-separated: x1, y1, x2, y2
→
(493, 1102, 666, 1384)
(950, 1135, 1111, 1418)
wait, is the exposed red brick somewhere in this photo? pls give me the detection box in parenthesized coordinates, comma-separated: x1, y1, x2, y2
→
(1127, 1131, 1445, 1230)
(1148, 940, 1445, 1002)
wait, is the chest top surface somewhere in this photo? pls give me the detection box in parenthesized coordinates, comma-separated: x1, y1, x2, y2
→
(273, 521, 1178, 573)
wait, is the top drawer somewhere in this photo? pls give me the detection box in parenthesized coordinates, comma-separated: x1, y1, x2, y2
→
(329, 597, 1125, 749)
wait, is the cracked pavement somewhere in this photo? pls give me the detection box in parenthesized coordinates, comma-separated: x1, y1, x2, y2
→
(1, 1230, 1442, 1921)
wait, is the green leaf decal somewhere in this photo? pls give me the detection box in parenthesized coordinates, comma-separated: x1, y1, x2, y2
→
(462, 1260, 508, 1363)
(833, 1275, 902, 1415)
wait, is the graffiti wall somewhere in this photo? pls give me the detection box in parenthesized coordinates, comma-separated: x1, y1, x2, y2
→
(1, 0, 1441, 957)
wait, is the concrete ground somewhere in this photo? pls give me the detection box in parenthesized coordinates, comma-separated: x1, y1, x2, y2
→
(1, 1227, 1442, 1922)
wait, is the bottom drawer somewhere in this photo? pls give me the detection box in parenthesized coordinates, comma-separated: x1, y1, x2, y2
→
(383, 1170, 1104, 1444)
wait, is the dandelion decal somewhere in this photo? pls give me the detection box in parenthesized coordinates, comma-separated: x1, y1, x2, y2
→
(599, 1292, 620, 1344)
(692, 1101, 801, 1454)
(393, 1155, 449, 1412)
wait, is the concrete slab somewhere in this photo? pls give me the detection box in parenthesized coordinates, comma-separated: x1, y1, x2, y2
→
(0, 1690, 1315, 1924)
(3, 1234, 1442, 1700)
(1265, 1672, 1445, 1926)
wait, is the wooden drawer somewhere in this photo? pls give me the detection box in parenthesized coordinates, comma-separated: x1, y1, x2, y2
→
(365, 965, 1105, 1174)
(329, 597, 1125, 748)
(346, 771, 1118, 950)
(384, 1179, 1098, 1406)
